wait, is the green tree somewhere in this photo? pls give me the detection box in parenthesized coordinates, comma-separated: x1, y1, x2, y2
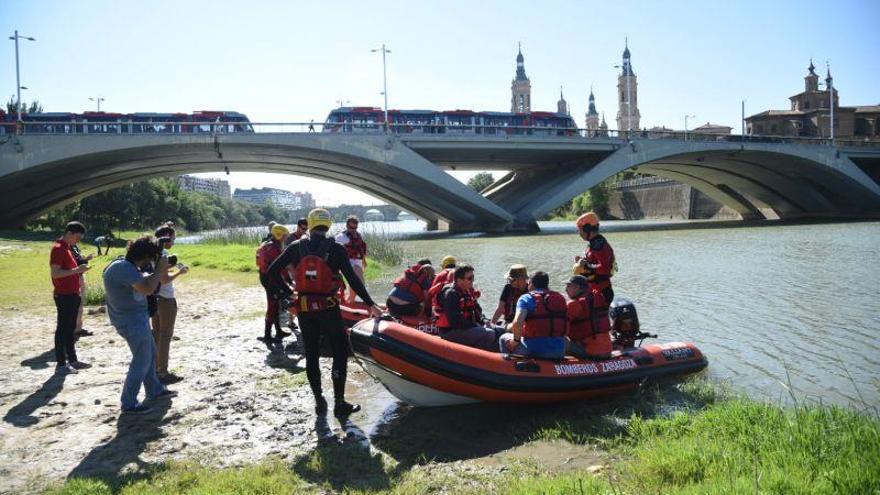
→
(467, 172, 495, 192)
(5, 96, 43, 115)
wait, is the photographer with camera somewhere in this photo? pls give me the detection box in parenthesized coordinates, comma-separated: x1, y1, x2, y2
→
(152, 225, 188, 385)
(50, 221, 93, 374)
(103, 235, 177, 414)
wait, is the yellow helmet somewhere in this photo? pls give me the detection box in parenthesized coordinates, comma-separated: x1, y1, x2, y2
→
(440, 255, 456, 269)
(572, 261, 590, 277)
(307, 208, 333, 231)
(271, 224, 290, 240)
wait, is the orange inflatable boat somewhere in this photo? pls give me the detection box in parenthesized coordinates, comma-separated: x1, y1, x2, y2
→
(343, 310, 708, 407)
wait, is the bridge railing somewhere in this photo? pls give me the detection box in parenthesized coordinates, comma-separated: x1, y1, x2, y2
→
(3, 120, 879, 148)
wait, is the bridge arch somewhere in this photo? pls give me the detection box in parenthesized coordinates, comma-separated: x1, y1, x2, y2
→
(0, 133, 513, 230)
(498, 139, 880, 225)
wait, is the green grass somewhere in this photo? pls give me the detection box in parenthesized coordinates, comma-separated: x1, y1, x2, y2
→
(43, 379, 880, 494)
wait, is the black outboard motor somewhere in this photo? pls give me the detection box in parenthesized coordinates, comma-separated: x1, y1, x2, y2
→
(609, 297, 641, 349)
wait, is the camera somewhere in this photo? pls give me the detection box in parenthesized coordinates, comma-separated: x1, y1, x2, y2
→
(156, 236, 180, 266)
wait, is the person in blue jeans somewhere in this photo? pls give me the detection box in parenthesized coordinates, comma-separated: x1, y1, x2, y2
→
(499, 271, 569, 359)
(103, 236, 176, 414)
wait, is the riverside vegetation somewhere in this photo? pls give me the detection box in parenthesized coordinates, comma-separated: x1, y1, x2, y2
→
(1, 230, 877, 494)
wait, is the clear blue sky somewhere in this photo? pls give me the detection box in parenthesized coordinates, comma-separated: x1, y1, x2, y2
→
(2, 0, 878, 206)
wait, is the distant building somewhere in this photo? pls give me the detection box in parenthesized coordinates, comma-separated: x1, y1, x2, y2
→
(691, 123, 732, 136)
(511, 43, 531, 113)
(746, 60, 880, 140)
(585, 88, 601, 135)
(178, 175, 231, 198)
(233, 187, 315, 211)
(616, 40, 641, 132)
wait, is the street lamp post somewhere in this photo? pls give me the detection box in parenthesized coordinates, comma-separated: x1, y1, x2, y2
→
(89, 97, 105, 112)
(684, 114, 696, 140)
(8, 30, 36, 121)
(335, 99, 350, 109)
(827, 61, 834, 144)
(371, 44, 391, 132)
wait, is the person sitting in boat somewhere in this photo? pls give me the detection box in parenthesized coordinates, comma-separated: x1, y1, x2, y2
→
(387, 259, 435, 318)
(491, 264, 529, 325)
(499, 271, 568, 359)
(426, 255, 456, 316)
(564, 275, 612, 360)
(434, 264, 498, 352)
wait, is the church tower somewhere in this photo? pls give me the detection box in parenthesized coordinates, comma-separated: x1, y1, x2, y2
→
(557, 86, 569, 115)
(511, 43, 531, 113)
(616, 39, 640, 132)
(804, 59, 819, 92)
(585, 86, 600, 134)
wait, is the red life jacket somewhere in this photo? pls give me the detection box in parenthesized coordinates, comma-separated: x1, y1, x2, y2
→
(293, 238, 342, 312)
(567, 289, 610, 343)
(500, 283, 526, 323)
(342, 230, 367, 260)
(427, 268, 455, 313)
(584, 234, 615, 291)
(434, 284, 477, 330)
(256, 241, 283, 274)
(523, 290, 568, 338)
(393, 264, 432, 303)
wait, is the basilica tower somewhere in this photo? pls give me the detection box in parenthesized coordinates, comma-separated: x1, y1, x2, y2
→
(511, 44, 532, 113)
(557, 87, 569, 115)
(585, 86, 600, 134)
(616, 40, 640, 132)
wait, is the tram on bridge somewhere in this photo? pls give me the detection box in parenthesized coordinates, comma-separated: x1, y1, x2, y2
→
(323, 107, 578, 135)
(0, 109, 252, 134)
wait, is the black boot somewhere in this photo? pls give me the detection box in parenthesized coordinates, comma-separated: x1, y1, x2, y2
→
(315, 395, 328, 415)
(334, 400, 361, 418)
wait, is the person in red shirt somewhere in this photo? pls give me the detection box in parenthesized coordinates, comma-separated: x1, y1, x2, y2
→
(575, 212, 616, 305)
(50, 221, 92, 374)
(564, 275, 612, 360)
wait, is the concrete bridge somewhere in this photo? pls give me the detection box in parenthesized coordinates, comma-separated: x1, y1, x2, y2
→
(1, 131, 879, 231)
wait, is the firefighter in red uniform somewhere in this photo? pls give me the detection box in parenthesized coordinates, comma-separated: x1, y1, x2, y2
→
(335, 215, 368, 305)
(575, 211, 616, 304)
(267, 209, 382, 418)
(499, 271, 568, 358)
(386, 259, 434, 317)
(491, 264, 529, 324)
(256, 224, 291, 343)
(426, 255, 456, 317)
(564, 275, 612, 360)
(284, 218, 309, 246)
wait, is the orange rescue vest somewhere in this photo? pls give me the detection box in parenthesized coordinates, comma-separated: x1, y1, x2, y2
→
(256, 241, 283, 274)
(523, 290, 568, 338)
(342, 230, 367, 260)
(567, 290, 610, 343)
(293, 238, 342, 312)
(393, 264, 432, 303)
(434, 285, 478, 330)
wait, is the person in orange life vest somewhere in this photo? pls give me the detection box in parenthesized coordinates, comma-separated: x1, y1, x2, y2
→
(267, 208, 382, 418)
(434, 264, 499, 352)
(387, 258, 434, 317)
(335, 215, 368, 305)
(491, 264, 529, 324)
(564, 275, 612, 360)
(285, 218, 309, 247)
(499, 271, 568, 359)
(426, 255, 456, 316)
(575, 211, 616, 304)
(257, 224, 291, 343)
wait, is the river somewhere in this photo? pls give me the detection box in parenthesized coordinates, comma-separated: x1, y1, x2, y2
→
(361, 220, 879, 408)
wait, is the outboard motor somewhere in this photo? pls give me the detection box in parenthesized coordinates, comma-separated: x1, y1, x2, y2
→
(609, 297, 641, 349)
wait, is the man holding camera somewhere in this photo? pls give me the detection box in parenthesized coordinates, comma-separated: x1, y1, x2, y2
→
(103, 236, 176, 414)
(152, 225, 188, 385)
(50, 221, 92, 374)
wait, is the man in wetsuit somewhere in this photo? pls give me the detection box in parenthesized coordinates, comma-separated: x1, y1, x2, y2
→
(266, 208, 382, 418)
(575, 211, 616, 304)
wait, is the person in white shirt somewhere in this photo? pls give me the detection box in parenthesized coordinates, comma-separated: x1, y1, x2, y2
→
(334, 216, 368, 305)
(152, 225, 189, 384)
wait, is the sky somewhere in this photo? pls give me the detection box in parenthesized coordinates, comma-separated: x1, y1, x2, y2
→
(2, 0, 878, 206)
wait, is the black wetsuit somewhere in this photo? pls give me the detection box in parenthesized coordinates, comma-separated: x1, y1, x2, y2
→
(266, 232, 376, 403)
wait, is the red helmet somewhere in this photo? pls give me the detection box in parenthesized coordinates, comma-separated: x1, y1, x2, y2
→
(576, 212, 600, 230)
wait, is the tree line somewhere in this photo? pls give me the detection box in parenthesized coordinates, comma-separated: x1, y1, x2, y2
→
(29, 178, 291, 234)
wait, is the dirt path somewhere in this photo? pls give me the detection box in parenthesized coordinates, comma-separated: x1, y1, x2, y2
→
(0, 280, 362, 494)
(0, 279, 611, 494)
